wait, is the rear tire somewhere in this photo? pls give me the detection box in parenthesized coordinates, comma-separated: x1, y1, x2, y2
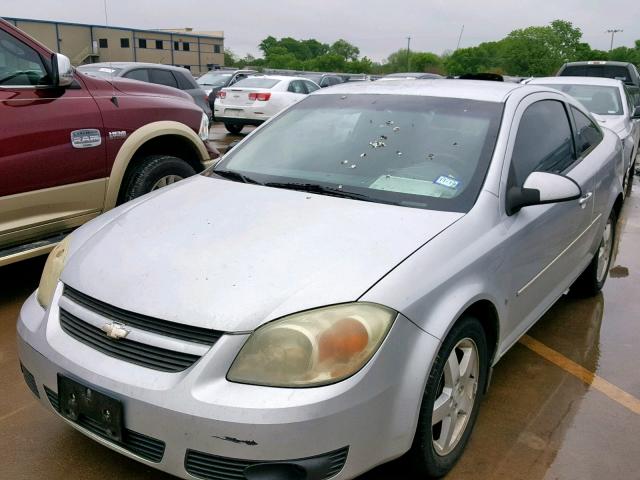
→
(121, 155, 196, 203)
(570, 210, 616, 297)
(225, 123, 244, 134)
(406, 316, 488, 478)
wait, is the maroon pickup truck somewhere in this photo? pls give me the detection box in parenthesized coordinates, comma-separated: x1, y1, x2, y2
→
(0, 18, 218, 266)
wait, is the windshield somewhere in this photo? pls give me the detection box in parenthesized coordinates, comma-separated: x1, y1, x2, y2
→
(561, 65, 632, 84)
(540, 84, 623, 115)
(207, 94, 503, 212)
(78, 66, 123, 78)
(197, 72, 232, 86)
(232, 78, 281, 88)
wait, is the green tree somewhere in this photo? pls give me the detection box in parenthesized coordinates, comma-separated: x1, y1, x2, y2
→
(224, 48, 237, 67)
(330, 39, 360, 61)
(384, 49, 442, 73)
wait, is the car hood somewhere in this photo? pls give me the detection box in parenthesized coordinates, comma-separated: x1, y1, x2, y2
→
(61, 176, 463, 332)
(592, 114, 627, 135)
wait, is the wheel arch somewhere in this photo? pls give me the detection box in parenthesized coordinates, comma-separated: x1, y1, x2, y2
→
(105, 121, 208, 209)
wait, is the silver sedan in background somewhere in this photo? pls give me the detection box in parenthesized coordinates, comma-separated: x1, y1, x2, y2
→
(526, 76, 640, 192)
(18, 80, 623, 479)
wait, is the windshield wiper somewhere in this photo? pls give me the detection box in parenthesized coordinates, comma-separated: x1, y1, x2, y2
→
(264, 182, 370, 201)
(212, 169, 262, 185)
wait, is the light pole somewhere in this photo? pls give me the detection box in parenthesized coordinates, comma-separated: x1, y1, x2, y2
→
(607, 29, 623, 51)
(406, 35, 411, 72)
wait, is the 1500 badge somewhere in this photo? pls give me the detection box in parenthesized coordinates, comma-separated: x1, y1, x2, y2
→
(70, 129, 102, 149)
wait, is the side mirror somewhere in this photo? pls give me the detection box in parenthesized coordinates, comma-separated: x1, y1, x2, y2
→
(51, 53, 73, 87)
(506, 172, 581, 215)
(632, 105, 640, 120)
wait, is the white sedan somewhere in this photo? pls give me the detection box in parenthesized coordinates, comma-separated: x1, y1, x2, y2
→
(214, 75, 320, 134)
(526, 76, 640, 192)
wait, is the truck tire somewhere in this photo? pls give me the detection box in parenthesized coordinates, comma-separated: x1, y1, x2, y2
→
(225, 123, 244, 134)
(121, 155, 196, 202)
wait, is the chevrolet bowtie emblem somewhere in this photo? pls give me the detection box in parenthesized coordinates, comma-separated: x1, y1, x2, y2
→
(101, 322, 129, 340)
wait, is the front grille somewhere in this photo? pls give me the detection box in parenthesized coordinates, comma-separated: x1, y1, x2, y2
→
(185, 447, 349, 480)
(60, 309, 200, 372)
(64, 286, 222, 345)
(44, 386, 165, 463)
(20, 363, 39, 398)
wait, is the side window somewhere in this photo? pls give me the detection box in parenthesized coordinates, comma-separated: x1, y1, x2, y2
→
(175, 71, 196, 90)
(571, 107, 603, 156)
(149, 69, 178, 88)
(303, 80, 319, 93)
(288, 80, 306, 94)
(0, 28, 48, 86)
(510, 100, 576, 186)
(123, 69, 149, 82)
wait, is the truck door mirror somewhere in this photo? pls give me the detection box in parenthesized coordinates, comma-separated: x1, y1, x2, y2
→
(52, 53, 74, 87)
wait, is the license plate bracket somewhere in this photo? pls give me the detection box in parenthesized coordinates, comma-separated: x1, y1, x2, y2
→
(58, 374, 124, 442)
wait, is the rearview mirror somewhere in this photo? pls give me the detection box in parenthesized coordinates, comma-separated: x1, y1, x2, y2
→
(506, 172, 581, 215)
(51, 53, 73, 87)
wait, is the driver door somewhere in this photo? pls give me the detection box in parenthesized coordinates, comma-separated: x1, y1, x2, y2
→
(0, 25, 106, 252)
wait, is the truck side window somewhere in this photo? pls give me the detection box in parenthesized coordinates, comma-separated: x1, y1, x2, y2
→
(0, 28, 48, 86)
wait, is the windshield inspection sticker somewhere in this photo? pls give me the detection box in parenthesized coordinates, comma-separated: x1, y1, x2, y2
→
(434, 175, 461, 189)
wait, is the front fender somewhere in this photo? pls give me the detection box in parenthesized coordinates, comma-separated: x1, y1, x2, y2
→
(104, 121, 209, 210)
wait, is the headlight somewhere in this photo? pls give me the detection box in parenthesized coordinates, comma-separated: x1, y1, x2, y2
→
(36, 235, 72, 308)
(227, 303, 396, 387)
(198, 112, 210, 141)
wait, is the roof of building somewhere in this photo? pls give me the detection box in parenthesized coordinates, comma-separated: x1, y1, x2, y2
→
(3, 16, 224, 40)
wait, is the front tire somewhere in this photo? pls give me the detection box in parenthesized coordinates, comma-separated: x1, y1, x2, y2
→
(121, 155, 196, 203)
(570, 210, 616, 297)
(224, 123, 244, 134)
(407, 316, 488, 478)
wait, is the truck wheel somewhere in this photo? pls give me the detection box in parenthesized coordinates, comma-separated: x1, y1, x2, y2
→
(122, 155, 196, 202)
(225, 123, 244, 134)
(406, 316, 488, 478)
(570, 210, 616, 297)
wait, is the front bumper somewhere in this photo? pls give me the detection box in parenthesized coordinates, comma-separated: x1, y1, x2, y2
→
(17, 287, 440, 479)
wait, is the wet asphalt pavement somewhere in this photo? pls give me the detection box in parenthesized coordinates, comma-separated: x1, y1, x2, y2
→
(0, 125, 638, 479)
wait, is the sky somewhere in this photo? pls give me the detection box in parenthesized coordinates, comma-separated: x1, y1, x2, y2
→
(3, 0, 639, 61)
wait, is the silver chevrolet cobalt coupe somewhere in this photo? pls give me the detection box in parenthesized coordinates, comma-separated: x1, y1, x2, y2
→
(18, 80, 623, 479)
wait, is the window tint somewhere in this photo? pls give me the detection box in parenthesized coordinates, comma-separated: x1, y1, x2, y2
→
(288, 80, 306, 94)
(149, 69, 178, 88)
(571, 107, 603, 156)
(561, 65, 631, 83)
(124, 69, 149, 82)
(98, 38, 108, 48)
(511, 101, 575, 186)
(175, 71, 196, 90)
(120, 38, 130, 48)
(303, 80, 320, 93)
(233, 78, 280, 88)
(0, 28, 48, 86)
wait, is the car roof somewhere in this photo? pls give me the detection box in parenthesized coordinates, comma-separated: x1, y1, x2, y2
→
(83, 62, 188, 72)
(312, 79, 526, 102)
(563, 60, 633, 67)
(528, 76, 624, 87)
(243, 75, 312, 82)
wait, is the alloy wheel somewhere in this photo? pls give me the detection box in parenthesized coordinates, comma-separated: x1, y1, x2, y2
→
(151, 175, 184, 191)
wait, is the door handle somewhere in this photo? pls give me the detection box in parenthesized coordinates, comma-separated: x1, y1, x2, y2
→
(578, 192, 593, 206)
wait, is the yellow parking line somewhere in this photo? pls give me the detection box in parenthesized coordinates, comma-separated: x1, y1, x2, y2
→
(0, 402, 35, 423)
(519, 335, 640, 415)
